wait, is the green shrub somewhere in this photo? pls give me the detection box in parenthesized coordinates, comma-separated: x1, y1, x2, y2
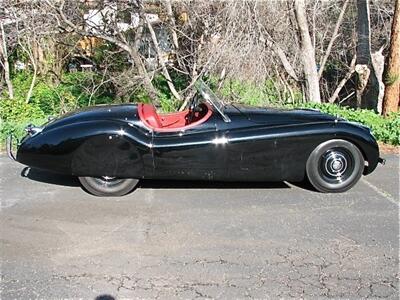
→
(289, 103, 400, 146)
(1, 74, 398, 150)
(127, 74, 184, 112)
(0, 97, 46, 122)
(0, 97, 47, 148)
(0, 118, 48, 148)
(214, 79, 399, 146)
(152, 73, 186, 112)
(218, 78, 302, 106)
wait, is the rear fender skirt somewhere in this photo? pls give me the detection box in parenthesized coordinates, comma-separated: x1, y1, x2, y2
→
(71, 133, 146, 178)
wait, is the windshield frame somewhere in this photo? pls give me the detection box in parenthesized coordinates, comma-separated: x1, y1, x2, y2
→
(195, 81, 231, 122)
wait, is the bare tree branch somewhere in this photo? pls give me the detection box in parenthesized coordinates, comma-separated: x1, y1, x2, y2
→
(328, 54, 357, 103)
(318, 0, 350, 79)
(0, 22, 14, 99)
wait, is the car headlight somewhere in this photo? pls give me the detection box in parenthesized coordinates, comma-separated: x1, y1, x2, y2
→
(25, 124, 43, 137)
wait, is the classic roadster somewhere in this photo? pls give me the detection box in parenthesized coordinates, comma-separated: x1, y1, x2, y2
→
(7, 81, 384, 196)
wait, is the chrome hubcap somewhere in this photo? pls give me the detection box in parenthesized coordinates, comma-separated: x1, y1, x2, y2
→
(332, 160, 342, 171)
(91, 176, 123, 187)
(320, 148, 353, 184)
(324, 152, 348, 177)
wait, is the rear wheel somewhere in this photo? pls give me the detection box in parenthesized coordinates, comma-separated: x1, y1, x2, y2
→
(79, 176, 139, 196)
(306, 139, 364, 193)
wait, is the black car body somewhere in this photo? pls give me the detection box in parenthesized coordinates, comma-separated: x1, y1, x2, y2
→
(8, 82, 383, 196)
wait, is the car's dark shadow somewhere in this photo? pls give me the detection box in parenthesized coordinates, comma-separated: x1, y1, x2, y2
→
(95, 295, 115, 300)
(22, 167, 315, 191)
(21, 167, 80, 187)
(138, 179, 290, 189)
(288, 178, 316, 192)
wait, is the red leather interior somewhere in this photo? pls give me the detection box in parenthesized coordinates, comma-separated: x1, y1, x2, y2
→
(138, 103, 212, 132)
(140, 103, 162, 128)
(159, 110, 190, 128)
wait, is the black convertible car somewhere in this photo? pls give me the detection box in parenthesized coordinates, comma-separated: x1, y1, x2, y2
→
(7, 81, 384, 196)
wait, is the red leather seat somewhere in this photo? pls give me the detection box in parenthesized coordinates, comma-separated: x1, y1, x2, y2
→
(138, 103, 212, 132)
(140, 104, 162, 128)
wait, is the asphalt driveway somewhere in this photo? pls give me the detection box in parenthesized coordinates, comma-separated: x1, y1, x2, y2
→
(0, 154, 399, 299)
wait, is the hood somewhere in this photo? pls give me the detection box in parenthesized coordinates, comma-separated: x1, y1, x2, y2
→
(44, 104, 138, 131)
(227, 104, 339, 126)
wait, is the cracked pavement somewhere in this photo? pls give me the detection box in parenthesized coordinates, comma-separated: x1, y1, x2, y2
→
(0, 154, 399, 299)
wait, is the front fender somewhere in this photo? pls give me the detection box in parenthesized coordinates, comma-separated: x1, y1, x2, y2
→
(334, 122, 380, 175)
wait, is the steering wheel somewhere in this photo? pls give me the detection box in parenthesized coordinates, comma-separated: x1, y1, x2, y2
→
(186, 93, 201, 124)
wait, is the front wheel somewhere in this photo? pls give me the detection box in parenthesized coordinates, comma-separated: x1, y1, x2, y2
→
(79, 176, 139, 196)
(306, 139, 365, 193)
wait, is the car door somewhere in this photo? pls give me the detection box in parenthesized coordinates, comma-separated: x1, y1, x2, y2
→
(211, 107, 283, 182)
(150, 115, 227, 180)
(216, 112, 308, 182)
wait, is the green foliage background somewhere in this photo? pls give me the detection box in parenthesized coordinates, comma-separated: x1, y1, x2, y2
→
(1, 73, 399, 150)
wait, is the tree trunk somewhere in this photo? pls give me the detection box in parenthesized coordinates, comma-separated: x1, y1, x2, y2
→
(26, 61, 37, 104)
(0, 23, 14, 99)
(371, 47, 386, 113)
(294, 0, 321, 103)
(163, 0, 179, 50)
(265, 38, 299, 81)
(356, 0, 379, 110)
(128, 46, 159, 105)
(131, 16, 160, 105)
(19, 39, 38, 103)
(382, 0, 400, 115)
(145, 16, 182, 101)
